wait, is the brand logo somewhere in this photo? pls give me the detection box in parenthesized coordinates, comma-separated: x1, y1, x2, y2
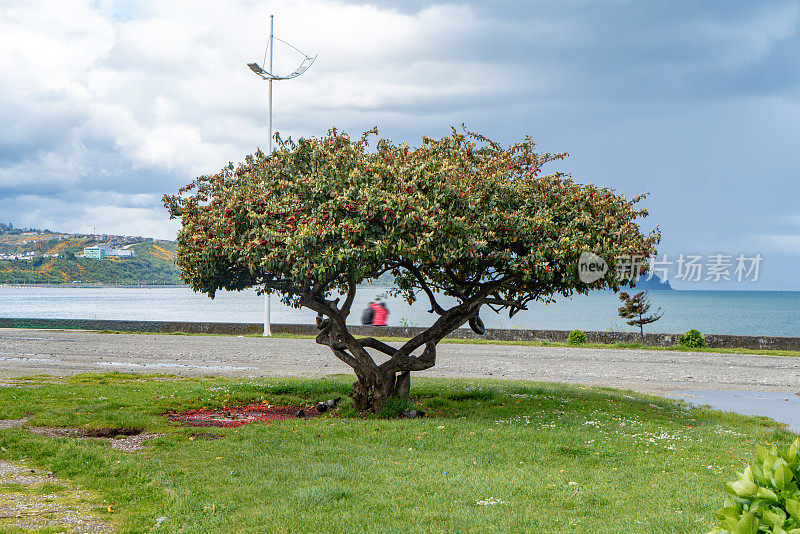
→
(578, 251, 608, 283)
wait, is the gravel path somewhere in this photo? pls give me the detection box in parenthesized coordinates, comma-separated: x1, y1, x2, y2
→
(0, 458, 114, 533)
(1, 328, 799, 395)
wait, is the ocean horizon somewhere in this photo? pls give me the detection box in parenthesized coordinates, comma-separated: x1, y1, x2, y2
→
(1, 284, 797, 338)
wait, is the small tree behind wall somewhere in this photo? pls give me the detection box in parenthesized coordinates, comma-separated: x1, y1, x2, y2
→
(164, 127, 660, 412)
(618, 290, 664, 343)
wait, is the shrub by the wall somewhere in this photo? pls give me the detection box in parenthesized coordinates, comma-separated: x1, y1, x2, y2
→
(678, 329, 706, 349)
(568, 329, 587, 345)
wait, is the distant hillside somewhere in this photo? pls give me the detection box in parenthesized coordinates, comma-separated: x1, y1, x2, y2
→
(0, 224, 181, 285)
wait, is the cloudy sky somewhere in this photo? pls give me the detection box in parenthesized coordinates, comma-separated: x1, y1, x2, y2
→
(1, 0, 798, 289)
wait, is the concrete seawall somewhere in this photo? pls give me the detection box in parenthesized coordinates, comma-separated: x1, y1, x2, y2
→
(1, 317, 799, 351)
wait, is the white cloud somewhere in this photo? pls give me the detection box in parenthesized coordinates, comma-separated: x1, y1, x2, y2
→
(1, 0, 799, 267)
(0, 0, 517, 178)
(683, 3, 800, 70)
(0, 193, 179, 239)
(2, 0, 522, 239)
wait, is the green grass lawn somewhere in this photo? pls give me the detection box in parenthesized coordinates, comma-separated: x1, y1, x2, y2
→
(0, 373, 795, 533)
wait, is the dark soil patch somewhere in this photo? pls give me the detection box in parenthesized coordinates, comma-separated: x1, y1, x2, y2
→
(21, 426, 161, 452)
(167, 403, 316, 428)
(84, 427, 143, 438)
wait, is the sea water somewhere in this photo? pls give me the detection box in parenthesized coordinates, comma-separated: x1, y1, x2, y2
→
(670, 391, 800, 432)
(0, 285, 797, 336)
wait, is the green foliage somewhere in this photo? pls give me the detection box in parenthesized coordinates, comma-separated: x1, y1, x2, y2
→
(679, 329, 707, 349)
(568, 329, 588, 345)
(0, 221, 24, 235)
(709, 438, 800, 534)
(164, 127, 659, 307)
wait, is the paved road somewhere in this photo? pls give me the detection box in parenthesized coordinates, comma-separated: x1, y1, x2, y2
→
(2, 328, 799, 395)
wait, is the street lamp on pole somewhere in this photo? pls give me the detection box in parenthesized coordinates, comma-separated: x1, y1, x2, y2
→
(247, 15, 316, 337)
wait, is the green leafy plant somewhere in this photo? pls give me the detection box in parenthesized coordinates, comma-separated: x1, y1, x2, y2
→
(708, 438, 800, 534)
(164, 127, 659, 412)
(567, 329, 587, 345)
(678, 329, 706, 349)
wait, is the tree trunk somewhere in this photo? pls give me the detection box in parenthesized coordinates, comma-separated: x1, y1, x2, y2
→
(349, 369, 412, 413)
(395, 371, 411, 398)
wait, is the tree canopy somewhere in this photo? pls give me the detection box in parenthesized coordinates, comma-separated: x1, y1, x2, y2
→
(164, 127, 659, 411)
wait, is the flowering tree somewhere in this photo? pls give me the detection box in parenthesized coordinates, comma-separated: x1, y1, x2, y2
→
(163, 128, 659, 412)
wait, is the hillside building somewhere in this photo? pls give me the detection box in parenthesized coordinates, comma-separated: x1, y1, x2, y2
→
(83, 244, 110, 259)
(83, 244, 135, 259)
